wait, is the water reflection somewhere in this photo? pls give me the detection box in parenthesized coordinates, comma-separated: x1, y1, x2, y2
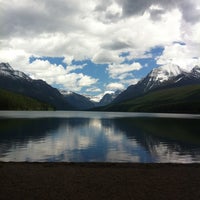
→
(0, 114, 200, 162)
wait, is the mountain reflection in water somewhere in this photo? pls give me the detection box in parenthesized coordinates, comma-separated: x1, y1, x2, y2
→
(0, 112, 200, 163)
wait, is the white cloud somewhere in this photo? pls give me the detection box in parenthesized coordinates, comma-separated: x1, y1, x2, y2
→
(0, 48, 30, 68)
(89, 94, 103, 102)
(66, 63, 86, 73)
(78, 75, 97, 87)
(121, 78, 140, 86)
(101, 0, 200, 24)
(107, 62, 142, 79)
(106, 82, 125, 90)
(18, 59, 98, 91)
(86, 87, 102, 93)
(92, 50, 124, 64)
(157, 43, 200, 70)
(0, 0, 184, 65)
(0, 0, 200, 95)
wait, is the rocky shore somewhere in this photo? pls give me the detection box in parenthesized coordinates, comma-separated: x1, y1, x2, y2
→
(0, 162, 200, 200)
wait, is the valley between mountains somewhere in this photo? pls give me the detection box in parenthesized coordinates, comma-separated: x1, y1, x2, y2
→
(1, 62, 200, 113)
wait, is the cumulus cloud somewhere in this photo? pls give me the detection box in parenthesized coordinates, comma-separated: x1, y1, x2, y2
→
(86, 87, 102, 93)
(66, 64, 86, 73)
(177, 0, 200, 24)
(17, 59, 97, 91)
(0, 0, 184, 63)
(0, 48, 30, 67)
(156, 43, 200, 70)
(0, 0, 84, 38)
(149, 5, 165, 21)
(106, 82, 125, 90)
(92, 50, 124, 64)
(0, 0, 200, 94)
(107, 62, 142, 79)
(113, 0, 200, 24)
(102, 39, 131, 51)
(121, 78, 140, 86)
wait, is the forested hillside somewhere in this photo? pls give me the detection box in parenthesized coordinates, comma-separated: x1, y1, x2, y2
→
(0, 88, 54, 110)
(101, 85, 200, 114)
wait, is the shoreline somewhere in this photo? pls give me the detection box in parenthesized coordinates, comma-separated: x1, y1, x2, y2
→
(0, 162, 200, 200)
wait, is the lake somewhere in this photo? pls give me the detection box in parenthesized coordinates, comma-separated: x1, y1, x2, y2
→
(0, 111, 200, 163)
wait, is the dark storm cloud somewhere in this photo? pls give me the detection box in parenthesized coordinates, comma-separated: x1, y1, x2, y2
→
(0, 8, 54, 37)
(0, 0, 82, 38)
(149, 8, 165, 21)
(178, 0, 200, 23)
(117, 0, 200, 23)
(95, 0, 200, 24)
(116, 0, 152, 16)
(1, 0, 199, 39)
(102, 40, 131, 50)
(95, 0, 113, 12)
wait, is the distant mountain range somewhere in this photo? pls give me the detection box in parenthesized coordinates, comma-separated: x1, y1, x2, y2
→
(0, 62, 117, 110)
(1, 62, 200, 113)
(0, 63, 73, 110)
(59, 90, 123, 109)
(102, 84, 200, 113)
(98, 90, 122, 106)
(98, 64, 200, 113)
(60, 90, 96, 110)
(113, 64, 200, 103)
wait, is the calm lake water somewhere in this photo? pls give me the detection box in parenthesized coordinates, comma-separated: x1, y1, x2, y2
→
(0, 111, 200, 163)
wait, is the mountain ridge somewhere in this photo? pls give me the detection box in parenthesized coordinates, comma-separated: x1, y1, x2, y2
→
(60, 90, 96, 110)
(98, 90, 122, 107)
(0, 88, 53, 110)
(101, 84, 200, 114)
(1, 62, 200, 112)
(0, 62, 73, 110)
(113, 64, 200, 103)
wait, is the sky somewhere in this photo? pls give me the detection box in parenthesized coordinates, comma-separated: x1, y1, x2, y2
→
(0, 0, 200, 101)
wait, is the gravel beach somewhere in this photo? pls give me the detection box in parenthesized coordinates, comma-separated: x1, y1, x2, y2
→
(0, 162, 200, 200)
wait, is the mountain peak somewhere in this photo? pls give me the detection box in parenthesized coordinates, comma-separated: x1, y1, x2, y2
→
(139, 64, 186, 91)
(60, 90, 96, 110)
(0, 62, 14, 71)
(192, 65, 200, 71)
(114, 64, 200, 103)
(190, 65, 200, 78)
(0, 62, 73, 110)
(0, 62, 31, 81)
(98, 90, 122, 106)
(149, 64, 183, 83)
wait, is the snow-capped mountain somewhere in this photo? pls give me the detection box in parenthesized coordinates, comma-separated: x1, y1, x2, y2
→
(190, 66, 200, 79)
(143, 64, 183, 91)
(60, 90, 96, 110)
(149, 64, 183, 81)
(114, 64, 200, 103)
(2, 62, 200, 110)
(98, 90, 122, 106)
(0, 63, 31, 81)
(0, 62, 73, 110)
(0, 63, 13, 71)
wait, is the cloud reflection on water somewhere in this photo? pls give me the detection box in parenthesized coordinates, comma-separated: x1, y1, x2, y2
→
(0, 114, 200, 163)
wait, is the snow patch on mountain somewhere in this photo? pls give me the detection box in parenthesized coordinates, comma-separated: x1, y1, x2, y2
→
(98, 90, 122, 106)
(191, 65, 200, 78)
(59, 90, 73, 96)
(114, 64, 200, 104)
(0, 62, 31, 81)
(0, 63, 13, 71)
(149, 64, 184, 83)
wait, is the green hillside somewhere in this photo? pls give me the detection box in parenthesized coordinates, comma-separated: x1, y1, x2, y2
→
(103, 84, 200, 114)
(0, 88, 54, 110)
